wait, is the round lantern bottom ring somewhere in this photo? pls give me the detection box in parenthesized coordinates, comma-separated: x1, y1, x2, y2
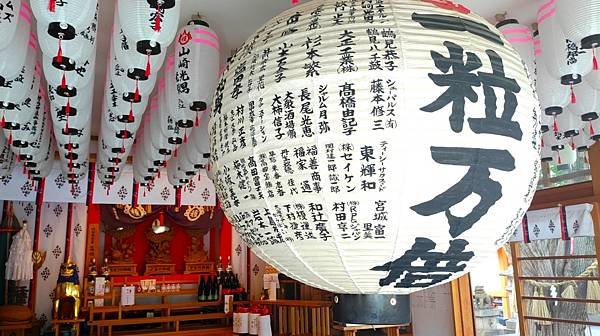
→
(332, 294, 410, 324)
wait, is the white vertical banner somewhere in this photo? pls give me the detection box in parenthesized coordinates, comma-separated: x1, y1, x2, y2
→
(137, 168, 175, 205)
(527, 207, 562, 241)
(0, 165, 37, 201)
(35, 202, 68, 331)
(181, 171, 216, 206)
(43, 162, 88, 203)
(249, 250, 268, 301)
(92, 165, 133, 204)
(69, 204, 88, 281)
(231, 230, 248, 290)
(566, 204, 594, 237)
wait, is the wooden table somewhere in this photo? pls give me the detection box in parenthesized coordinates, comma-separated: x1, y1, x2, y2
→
(52, 319, 84, 336)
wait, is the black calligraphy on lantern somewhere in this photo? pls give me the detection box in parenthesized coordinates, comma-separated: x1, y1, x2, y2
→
(338, 30, 358, 73)
(566, 39, 586, 65)
(372, 238, 474, 288)
(275, 43, 290, 83)
(421, 41, 522, 140)
(318, 85, 330, 134)
(300, 88, 314, 137)
(282, 12, 301, 37)
(411, 147, 515, 238)
(307, 4, 323, 31)
(339, 83, 357, 136)
(304, 35, 322, 77)
(0, 1, 15, 23)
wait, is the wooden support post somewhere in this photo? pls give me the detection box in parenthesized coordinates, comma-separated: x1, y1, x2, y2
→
(450, 274, 475, 336)
(510, 242, 527, 336)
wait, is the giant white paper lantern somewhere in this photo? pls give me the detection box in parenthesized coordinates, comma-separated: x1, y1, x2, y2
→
(538, 0, 592, 92)
(174, 20, 220, 117)
(555, 0, 600, 49)
(208, 0, 541, 296)
(0, 0, 24, 50)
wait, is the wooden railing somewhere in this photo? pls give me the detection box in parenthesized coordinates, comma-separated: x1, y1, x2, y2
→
(252, 300, 332, 336)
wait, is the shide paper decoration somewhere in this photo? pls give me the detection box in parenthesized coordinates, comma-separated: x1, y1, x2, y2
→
(209, 0, 540, 296)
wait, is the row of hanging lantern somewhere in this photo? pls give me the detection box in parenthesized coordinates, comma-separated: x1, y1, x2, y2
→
(498, 0, 600, 167)
(0, 1, 55, 181)
(96, 0, 181, 188)
(30, 0, 98, 184)
(130, 19, 220, 200)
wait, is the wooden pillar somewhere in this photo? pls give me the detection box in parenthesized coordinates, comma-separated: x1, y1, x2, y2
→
(509, 242, 527, 336)
(450, 274, 475, 336)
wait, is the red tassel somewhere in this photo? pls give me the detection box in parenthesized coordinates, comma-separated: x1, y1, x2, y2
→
(7, 131, 12, 145)
(71, 183, 74, 194)
(553, 116, 559, 132)
(541, 134, 545, 148)
(571, 83, 577, 104)
(594, 48, 599, 71)
(292, 0, 299, 5)
(557, 151, 562, 164)
(145, 54, 151, 77)
(0, 113, 5, 128)
(56, 39, 63, 64)
(128, 103, 135, 122)
(158, 169, 161, 178)
(64, 118, 69, 134)
(48, 0, 56, 12)
(61, 71, 66, 89)
(134, 80, 140, 101)
(69, 153, 73, 172)
(195, 112, 199, 127)
(174, 148, 178, 157)
(571, 136, 575, 150)
(590, 121, 595, 135)
(184, 128, 188, 143)
(66, 98, 71, 116)
(154, 3, 161, 32)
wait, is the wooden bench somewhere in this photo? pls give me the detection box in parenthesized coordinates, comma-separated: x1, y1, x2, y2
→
(89, 311, 228, 336)
(333, 323, 409, 336)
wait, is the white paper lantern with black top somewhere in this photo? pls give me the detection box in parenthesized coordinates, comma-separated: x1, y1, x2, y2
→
(208, 0, 540, 305)
(0, 133, 15, 176)
(0, 3, 31, 81)
(538, 0, 592, 96)
(536, 52, 570, 130)
(556, 107, 583, 149)
(496, 19, 535, 77)
(117, 0, 180, 76)
(556, 0, 600, 50)
(0, 46, 36, 106)
(174, 20, 220, 120)
(0, 0, 23, 49)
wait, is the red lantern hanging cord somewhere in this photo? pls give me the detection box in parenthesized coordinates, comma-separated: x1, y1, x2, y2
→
(594, 48, 599, 71)
(0, 110, 5, 129)
(48, 0, 56, 12)
(56, 37, 63, 64)
(128, 102, 135, 122)
(570, 83, 577, 104)
(134, 80, 141, 102)
(183, 127, 188, 144)
(145, 53, 151, 77)
(195, 112, 199, 127)
(154, 1, 161, 32)
(553, 115, 559, 132)
(61, 71, 67, 89)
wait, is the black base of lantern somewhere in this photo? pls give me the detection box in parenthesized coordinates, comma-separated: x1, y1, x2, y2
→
(55, 85, 77, 98)
(127, 68, 149, 81)
(552, 145, 565, 151)
(545, 106, 563, 116)
(190, 101, 207, 112)
(561, 74, 582, 85)
(563, 130, 579, 138)
(541, 157, 553, 162)
(578, 146, 589, 152)
(47, 22, 76, 40)
(581, 112, 599, 121)
(540, 125, 549, 133)
(136, 40, 161, 56)
(582, 34, 600, 49)
(332, 294, 411, 325)
(52, 56, 75, 71)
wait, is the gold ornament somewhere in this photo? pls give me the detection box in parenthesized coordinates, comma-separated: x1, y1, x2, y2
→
(32, 250, 46, 271)
(184, 205, 205, 221)
(123, 205, 147, 219)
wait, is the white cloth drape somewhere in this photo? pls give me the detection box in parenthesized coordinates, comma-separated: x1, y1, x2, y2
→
(5, 225, 34, 281)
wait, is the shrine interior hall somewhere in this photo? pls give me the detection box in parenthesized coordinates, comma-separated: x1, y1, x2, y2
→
(3, 0, 600, 335)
